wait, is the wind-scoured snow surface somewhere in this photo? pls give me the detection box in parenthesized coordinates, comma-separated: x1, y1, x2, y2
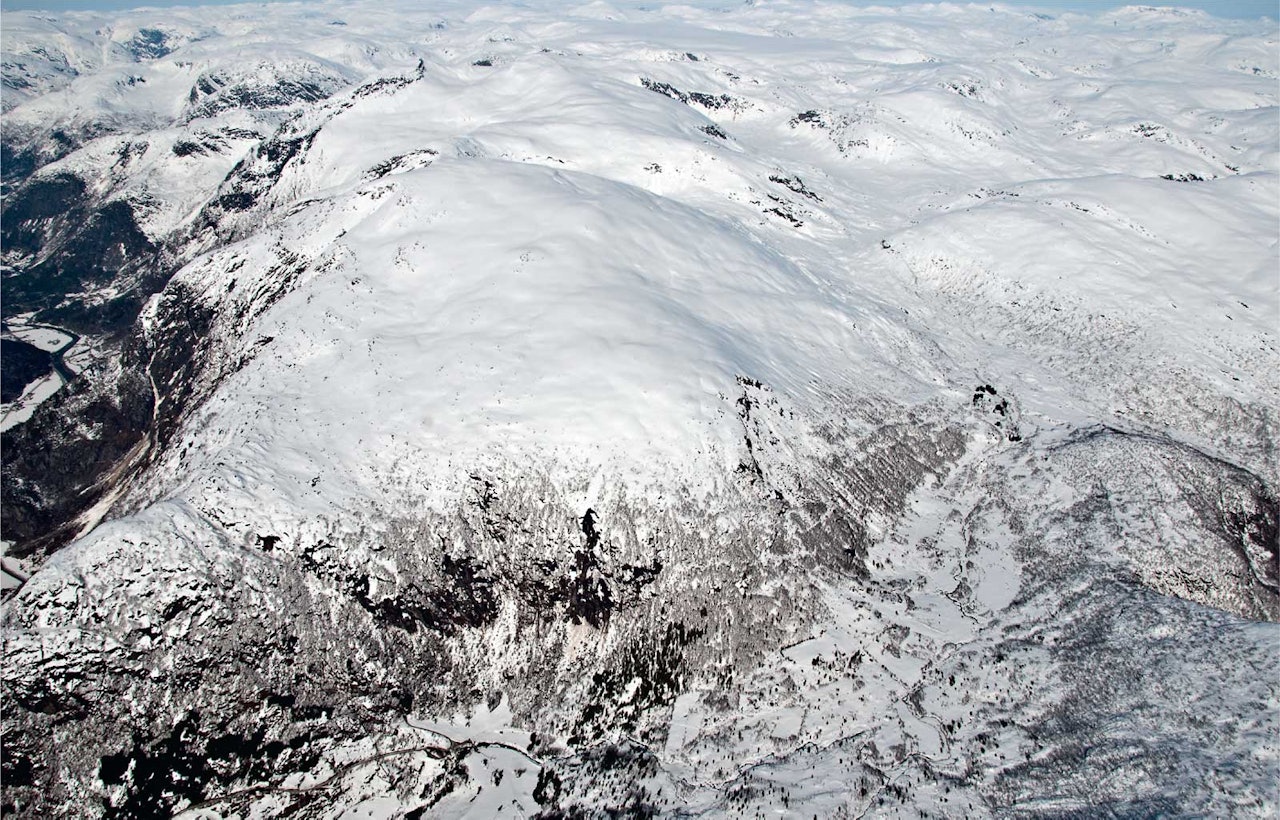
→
(2, 2, 1278, 818)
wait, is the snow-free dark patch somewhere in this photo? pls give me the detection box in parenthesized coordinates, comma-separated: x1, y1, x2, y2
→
(1, 339, 54, 403)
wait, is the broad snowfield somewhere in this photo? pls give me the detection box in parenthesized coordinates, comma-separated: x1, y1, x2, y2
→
(1, 1, 1277, 818)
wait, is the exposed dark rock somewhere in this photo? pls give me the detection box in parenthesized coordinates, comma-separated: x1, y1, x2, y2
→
(351, 59, 425, 100)
(125, 29, 175, 61)
(790, 109, 824, 127)
(172, 132, 230, 157)
(0, 172, 87, 256)
(572, 622, 702, 744)
(581, 508, 600, 549)
(687, 91, 733, 110)
(768, 174, 822, 202)
(764, 204, 802, 227)
(200, 123, 322, 225)
(0, 139, 40, 188)
(96, 711, 323, 820)
(640, 78, 687, 103)
(184, 69, 338, 121)
(1, 360, 152, 558)
(364, 148, 437, 179)
(945, 81, 981, 98)
(348, 554, 500, 635)
(972, 384, 1021, 442)
(534, 741, 662, 818)
(641, 78, 737, 111)
(1, 173, 159, 334)
(0, 339, 54, 403)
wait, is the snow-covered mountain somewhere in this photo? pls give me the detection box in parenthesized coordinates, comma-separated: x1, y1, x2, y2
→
(2, 1, 1277, 817)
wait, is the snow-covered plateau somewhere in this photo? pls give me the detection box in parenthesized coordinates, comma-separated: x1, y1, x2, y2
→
(1, 1, 1277, 817)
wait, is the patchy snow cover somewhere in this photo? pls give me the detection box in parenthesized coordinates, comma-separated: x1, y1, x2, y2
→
(0, 371, 63, 432)
(2, 1, 1278, 818)
(0, 320, 81, 431)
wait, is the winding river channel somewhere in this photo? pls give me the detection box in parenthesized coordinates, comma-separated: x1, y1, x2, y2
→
(0, 321, 82, 432)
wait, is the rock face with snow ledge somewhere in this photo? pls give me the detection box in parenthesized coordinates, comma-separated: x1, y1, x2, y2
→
(2, 1, 1278, 817)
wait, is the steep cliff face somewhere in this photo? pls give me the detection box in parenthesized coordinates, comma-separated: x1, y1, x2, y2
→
(0, 17, 373, 558)
(2, 2, 1277, 818)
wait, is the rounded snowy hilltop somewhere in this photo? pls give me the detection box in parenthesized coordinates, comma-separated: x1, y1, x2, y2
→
(2, 1, 1277, 818)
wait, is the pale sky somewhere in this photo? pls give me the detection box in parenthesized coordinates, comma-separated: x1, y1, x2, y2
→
(0, 0, 1275, 18)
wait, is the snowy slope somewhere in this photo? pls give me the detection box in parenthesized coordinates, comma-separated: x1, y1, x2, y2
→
(2, 2, 1278, 818)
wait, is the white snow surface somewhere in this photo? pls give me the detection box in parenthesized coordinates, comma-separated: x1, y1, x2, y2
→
(31, 0, 1266, 514)
(3, 1, 1279, 818)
